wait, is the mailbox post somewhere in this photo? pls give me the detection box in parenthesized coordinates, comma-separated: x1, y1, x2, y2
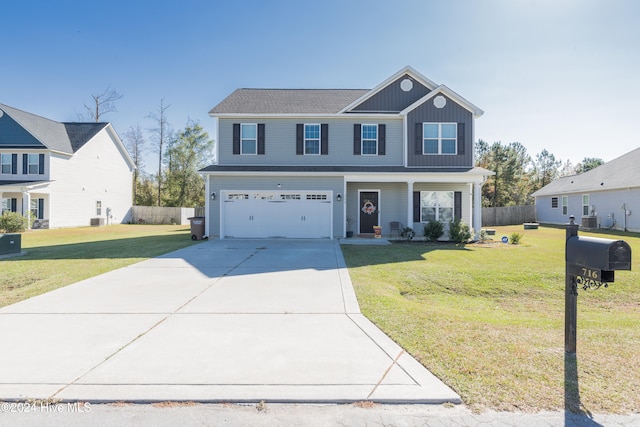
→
(565, 215, 632, 354)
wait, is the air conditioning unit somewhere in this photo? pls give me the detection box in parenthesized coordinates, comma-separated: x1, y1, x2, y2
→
(581, 216, 597, 229)
(90, 217, 105, 227)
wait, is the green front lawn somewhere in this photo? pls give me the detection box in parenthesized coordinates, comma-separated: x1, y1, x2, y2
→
(1, 225, 198, 308)
(342, 226, 640, 413)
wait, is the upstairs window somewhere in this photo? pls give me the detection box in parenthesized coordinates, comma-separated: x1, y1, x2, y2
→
(28, 154, 40, 174)
(423, 123, 457, 154)
(361, 124, 378, 155)
(1, 154, 12, 174)
(304, 124, 320, 155)
(241, 124, 257, 155)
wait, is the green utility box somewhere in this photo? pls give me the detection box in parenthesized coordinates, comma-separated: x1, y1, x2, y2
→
(0, 233, 21, 255)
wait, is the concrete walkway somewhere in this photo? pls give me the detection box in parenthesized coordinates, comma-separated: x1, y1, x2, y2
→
(0, 239, 459, 404)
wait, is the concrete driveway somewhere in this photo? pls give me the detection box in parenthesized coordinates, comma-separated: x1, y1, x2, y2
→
(0, 239, 459, 403)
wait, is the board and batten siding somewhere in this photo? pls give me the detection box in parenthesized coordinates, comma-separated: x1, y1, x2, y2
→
(48, 129, 133, 228)
(217, 117, 403, 166)
(207, 174, 344, 238)
(406, 95, 474, 167)
(350, 74, 431, 112)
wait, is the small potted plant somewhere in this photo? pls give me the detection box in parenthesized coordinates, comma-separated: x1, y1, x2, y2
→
(346, 218, 354, 238)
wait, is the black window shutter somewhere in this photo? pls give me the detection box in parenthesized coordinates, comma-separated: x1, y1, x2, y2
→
(321, 124, 329, 155)
(378, 124, 386, 155)
(257, 124, 265, 155)
(11, 198, 17, 212)
(353, 124, 361, 155)
(454, 191, 462, 220)
(415, 123, 423, 154)
(23, 154, 27, 174)
(232, 123, 240, 155)
(38, 153, 45, 174)
(38, 199, 44, 219)
(296, 124, 304, 155)
(457, 123, 465, 155)
(11, 154, 17, 174)
(413, 191, 420, 223)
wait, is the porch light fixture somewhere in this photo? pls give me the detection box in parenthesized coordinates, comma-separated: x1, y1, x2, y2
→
(277, 183, 282, 188)
(336, 193, 342, 202)
(210, 192, 216, 200)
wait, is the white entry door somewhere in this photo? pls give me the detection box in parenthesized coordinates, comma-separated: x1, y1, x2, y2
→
(222, 191, 332, 238)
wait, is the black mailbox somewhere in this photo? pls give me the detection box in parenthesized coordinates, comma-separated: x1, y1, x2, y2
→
(566, 236, 632, 282)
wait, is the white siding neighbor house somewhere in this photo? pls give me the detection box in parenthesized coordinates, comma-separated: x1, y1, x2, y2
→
(202, 66, 493, 239)
(532, 147, 640, 232)
(0, 103, 135, 228)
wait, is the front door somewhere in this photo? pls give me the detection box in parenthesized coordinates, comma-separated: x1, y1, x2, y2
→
(359, 191, 379, 234)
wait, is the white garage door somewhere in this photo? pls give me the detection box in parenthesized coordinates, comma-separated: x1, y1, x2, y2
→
(222, 191, 333, 238)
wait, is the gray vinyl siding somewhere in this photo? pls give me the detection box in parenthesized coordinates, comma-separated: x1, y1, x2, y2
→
(412, 183, 472, 235)
(535, 188, 640, 232)
(207, 174, 344, 237)
(407, 95, 474, 167)
(218, 117, 403, 166)
(346, 182, 408, 236)
(350, 74, 431, 113)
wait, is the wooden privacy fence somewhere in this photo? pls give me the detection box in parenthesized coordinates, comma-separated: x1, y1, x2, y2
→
(131, 206, 196, 225)
(482, 205, 536, 226)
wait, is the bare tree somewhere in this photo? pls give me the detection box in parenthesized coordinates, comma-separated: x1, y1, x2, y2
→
(123, 124, 146, 204)
(79, 86, 123, 122)
(147, 99, 171, 206)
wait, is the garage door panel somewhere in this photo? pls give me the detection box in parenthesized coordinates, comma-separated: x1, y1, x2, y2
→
(222, 191, 332, 238)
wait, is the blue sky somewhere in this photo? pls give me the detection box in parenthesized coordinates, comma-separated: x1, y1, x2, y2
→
(2, 0, 639, 173)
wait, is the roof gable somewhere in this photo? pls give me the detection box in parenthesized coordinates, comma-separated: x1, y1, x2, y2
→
(532, 147, 640, 196)
(400, 85, 484, 118)
(0, 107, 46, 149)
(0, 103, 111, 154)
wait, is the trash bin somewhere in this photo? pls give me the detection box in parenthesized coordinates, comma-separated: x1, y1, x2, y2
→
(187, 217, 206, 241)
(373, 226, 382, 238)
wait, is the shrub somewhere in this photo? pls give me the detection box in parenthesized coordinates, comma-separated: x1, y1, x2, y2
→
(449, 218, 472, 245)
(479, 229, 489, 242)
(423, 220, 444, 242)
(0, 212, 29, 233)
(510, 232, 523, 245)
(399, 226, 416, 241)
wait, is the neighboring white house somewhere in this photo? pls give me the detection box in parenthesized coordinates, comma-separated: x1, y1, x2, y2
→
(0, 103, 135, 228)
(202, 66, 492, 239)
(532, 147, 640, 232)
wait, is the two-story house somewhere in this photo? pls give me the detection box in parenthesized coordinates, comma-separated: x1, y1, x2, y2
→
(201, 66, 492, 239)
(0, 103, 135, 228)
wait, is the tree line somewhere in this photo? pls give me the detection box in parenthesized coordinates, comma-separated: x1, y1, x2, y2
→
(80, 88, 214, 208)
(475, 140, 604, 207)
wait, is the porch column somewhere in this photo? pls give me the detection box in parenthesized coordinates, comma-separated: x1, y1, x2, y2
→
(407, 181, 414, 229)
(473, 181, 482, 238)
(22, 191, 31, 229)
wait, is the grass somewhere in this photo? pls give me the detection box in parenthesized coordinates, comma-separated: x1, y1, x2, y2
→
(0, 225, 198, 308)
(341, 225, 640, 414)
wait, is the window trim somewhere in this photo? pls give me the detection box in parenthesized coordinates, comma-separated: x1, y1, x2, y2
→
(422, 122, 458, 155)
(28, 154, 40, 174)
(304, 123, 321, 155)
(582, 194, 590, 216)
(1, 153, 11, 174)
(419, 190, 454, 223)
(562, 196, 568, 215)
(240, 123, 258, 155)
(361, 124, 378, 156)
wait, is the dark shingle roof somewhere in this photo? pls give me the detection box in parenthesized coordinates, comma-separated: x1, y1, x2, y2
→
(0, 103, 107, 154)
(64, 123, 109, 152)
(209, 89, 369, 115)
(532, 147, 640, 196)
